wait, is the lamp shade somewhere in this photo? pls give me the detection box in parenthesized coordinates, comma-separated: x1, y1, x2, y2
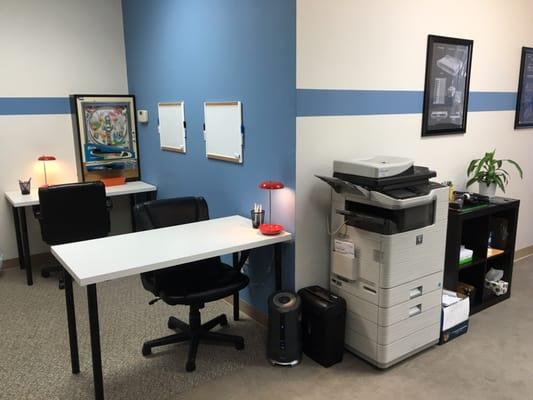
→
(38, 155, 56, 161)
(259, 180, 284, 190)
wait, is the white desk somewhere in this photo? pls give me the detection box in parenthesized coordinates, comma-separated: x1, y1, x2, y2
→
(4, 181, 157, 285)
(51, 215, 292, 400)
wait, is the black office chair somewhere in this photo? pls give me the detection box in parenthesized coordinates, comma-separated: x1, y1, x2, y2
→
(34, 182, 111, 288)
(134, 197, 249, 372)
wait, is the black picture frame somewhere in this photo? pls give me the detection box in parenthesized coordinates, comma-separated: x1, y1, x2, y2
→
(70, 94, 141, 183)
(422, 35, 474, 137)
(514, 47, 533, 129)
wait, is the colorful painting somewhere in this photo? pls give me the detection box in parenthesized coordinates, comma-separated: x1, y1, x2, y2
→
(84, 104, 131, 147)
(72, 95, 140, 182)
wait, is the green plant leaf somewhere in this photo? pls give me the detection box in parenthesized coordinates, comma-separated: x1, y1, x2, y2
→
(504, 159, 523, 178)
(496, 175, 506, 192)
(473, 155, 486, 181)
(467, 159, 479, 176)
(466, 177, 478, 187)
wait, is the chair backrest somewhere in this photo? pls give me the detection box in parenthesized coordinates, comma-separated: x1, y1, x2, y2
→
(37, 182, 111, 245)
(133, 196, 217, 296)
(133, 196, 210, 231)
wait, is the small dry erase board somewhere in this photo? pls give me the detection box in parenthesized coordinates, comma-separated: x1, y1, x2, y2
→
(203, 101, 243, 164)
(158, 102, 186, 153)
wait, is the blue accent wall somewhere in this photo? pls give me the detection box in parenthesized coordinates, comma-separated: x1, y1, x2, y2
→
(121, 0, 296, 313)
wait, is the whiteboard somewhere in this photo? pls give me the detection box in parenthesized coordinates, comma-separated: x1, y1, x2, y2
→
(158, 102, 186, 153)
(203, 101, 243, 163)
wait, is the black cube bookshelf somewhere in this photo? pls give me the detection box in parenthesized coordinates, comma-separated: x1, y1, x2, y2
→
(444, 197, 520, 315)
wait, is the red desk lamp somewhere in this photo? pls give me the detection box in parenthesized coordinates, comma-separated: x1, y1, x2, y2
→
(38, 155, 56, 187)
(258, 180, 284, 235)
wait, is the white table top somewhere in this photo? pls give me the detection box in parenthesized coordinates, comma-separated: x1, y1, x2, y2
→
(51, 215, 292, 286)
(4, 181, 157, 207)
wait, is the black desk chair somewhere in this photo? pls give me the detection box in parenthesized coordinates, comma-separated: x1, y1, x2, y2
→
(34, 182, 111, 288)
(134, 196, 249, 372)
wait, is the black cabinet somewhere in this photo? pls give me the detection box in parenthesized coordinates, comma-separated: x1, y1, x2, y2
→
(444, 197, 520, 315)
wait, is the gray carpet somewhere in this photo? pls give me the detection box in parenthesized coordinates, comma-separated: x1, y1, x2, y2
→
(0, 265, 265, 399)
(2, 259, 533, 400)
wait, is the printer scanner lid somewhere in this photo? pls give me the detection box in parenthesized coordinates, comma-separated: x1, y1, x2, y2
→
(334, 156, 413, 179)
(316, 155, 437, 200)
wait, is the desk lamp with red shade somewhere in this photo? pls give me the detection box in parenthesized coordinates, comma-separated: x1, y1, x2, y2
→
(37, 155, 56, 188)
(258, 180, 284, 235)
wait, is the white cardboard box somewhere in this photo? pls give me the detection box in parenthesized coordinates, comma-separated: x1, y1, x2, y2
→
(442, 290, 469, 331)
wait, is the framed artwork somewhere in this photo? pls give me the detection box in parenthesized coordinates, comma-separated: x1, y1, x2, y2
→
(71, 95, 140, 182)
(422, 35, 474, 136)
(515, 47, 533, 128)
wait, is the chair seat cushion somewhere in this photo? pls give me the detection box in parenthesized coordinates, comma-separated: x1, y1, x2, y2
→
(142, 259, 249, 305)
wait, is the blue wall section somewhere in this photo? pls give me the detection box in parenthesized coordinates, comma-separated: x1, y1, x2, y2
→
(296, 89, 517, 116)
(121, 0, 296, 313)
(0, 97, 70, 115)
(0, 90, 515, 117)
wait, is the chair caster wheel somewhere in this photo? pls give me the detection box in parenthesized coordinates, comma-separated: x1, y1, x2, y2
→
(41, 271, 51, 278)
(168, 318, 176, 330)
(186, 361, 196, 372)
(59, 282, 65, 290)
(142, 344, 152, 357)
(235, 339, 245, 350)
(220, 315, 229, 327)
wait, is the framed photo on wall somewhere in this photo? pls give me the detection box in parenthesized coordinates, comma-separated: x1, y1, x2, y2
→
(422, 35, 474, 136)
(514, 47, 533, 128)
(71, 95, 140, 182)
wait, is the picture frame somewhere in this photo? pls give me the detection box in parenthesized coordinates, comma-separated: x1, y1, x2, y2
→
(514, 46, 533, 128)
(422, 35, 474, 136)
(70, 94, 141, 182)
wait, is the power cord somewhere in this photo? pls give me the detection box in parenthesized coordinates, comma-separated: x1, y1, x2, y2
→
(327, 215, 347, 237)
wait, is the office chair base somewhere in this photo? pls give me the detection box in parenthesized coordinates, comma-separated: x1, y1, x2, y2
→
(142, 309, 244, 372)
(41, 265, 65, 289)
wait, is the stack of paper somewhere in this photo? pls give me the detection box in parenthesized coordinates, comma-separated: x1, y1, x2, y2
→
(459, 245, 473, 265)
(442, 290, 461, 306)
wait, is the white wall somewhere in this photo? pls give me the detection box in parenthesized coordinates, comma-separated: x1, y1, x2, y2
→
(296, 0, 533, 289)
(0, 0, 129, 260)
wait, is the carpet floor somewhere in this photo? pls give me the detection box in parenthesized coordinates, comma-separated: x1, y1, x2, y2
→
(1, 258, 533, 400)
(0, 265, 265, 399)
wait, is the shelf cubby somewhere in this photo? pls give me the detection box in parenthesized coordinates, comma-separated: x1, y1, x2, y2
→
(444, 196, 519, 315)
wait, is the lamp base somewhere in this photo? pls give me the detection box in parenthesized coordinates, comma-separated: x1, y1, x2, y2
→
(259, 224, 283, 235)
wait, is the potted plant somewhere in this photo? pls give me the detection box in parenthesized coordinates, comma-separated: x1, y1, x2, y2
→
(466, 150, 523, 197)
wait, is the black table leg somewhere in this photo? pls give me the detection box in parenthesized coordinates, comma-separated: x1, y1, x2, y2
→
(231, 250, 251, 321)
(64, 272, 80, 374)
(19, 207, 33, 285)
(129, 194, 137, 232)
(274, 243, 282, 291)
(12, 206, 25, 270)
(87, 284, 104, 400)
(232, 253, 240, 321)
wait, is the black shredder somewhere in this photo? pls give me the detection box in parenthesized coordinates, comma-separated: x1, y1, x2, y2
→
(298, 286, 346, 367)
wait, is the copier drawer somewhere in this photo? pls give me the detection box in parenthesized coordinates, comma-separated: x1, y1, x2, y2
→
(345, 305, 441, 345)
(345, 322, 440, 368)
(378, 272, 442, 307)
(331, 271, 443, 308)
(377, 289, 441, 326)
(333, 284, 442, 326)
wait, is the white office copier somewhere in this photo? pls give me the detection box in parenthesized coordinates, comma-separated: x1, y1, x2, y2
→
(317, 156, 448, 368)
